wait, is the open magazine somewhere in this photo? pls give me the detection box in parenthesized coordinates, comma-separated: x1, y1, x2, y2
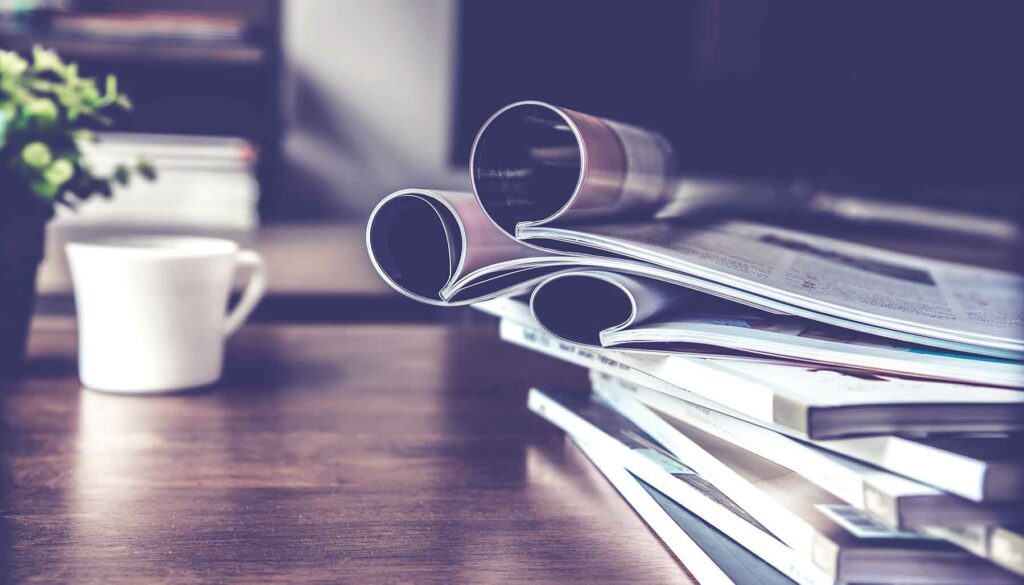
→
(367, 189, 1024, 359)
(525, 271, 1024, 388)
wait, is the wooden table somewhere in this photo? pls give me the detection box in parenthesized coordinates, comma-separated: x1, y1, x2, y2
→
(0, 317, 693, 584)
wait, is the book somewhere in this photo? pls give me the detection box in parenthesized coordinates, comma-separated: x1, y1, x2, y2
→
(50, 12, 249, 44)
(57, 133, 259, 231)
(568, 434, 796, 585)
(528, 387, 1019, 584)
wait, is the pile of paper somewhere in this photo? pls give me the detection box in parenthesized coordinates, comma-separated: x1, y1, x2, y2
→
(367, 101, 1024, 584)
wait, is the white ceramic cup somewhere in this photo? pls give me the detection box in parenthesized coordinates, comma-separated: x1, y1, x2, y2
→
(66, 236, 267, 393)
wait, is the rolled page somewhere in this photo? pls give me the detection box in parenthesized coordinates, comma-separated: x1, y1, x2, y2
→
(470, 101, 803, 244)
(529, 270, 692, 346)
(366, 189, 531, 304)
(471, 101, 676, 238)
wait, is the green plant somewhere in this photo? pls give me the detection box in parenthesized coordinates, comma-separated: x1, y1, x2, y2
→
(0, 45, 154, 212)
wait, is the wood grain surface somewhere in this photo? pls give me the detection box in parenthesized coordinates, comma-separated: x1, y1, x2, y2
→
(0, 318, 693, 584)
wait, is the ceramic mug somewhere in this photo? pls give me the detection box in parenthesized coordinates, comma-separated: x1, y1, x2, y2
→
(66, 236, 267, 393)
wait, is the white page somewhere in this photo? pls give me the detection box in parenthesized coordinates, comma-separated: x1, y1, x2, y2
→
(603, 315, 1024, 388)
(518, 220, 1024, 353)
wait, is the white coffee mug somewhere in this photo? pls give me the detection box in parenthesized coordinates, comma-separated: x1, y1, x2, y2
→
(66, 236, 267, 393)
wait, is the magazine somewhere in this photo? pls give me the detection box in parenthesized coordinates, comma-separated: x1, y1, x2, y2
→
(526, 270, 1024, 387)
(590, 370, 1024, 533)
(529, 388, 1019, 584)
(569, 435, 796, 585)
(482, 298, 1024, 440)
(529, 387, 831, 585)
(591, 375, 1024, 578)
(484, 300, 1024, 502)
(922, 524, 1024, 578)
(368, 189, 1024, 358)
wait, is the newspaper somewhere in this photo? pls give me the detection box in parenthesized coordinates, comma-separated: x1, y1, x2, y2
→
(367, 189, 1023, 357)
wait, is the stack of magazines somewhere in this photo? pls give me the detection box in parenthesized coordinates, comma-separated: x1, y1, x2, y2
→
(367, 101, 1024, 584)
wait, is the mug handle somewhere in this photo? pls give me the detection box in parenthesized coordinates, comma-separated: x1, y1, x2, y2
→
(223, 249, 268, 337)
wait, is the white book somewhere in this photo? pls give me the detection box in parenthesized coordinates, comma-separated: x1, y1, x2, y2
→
(55, 166, 259, 231)
(483, 300, 1022, 502)
(86, 132, 255, 167)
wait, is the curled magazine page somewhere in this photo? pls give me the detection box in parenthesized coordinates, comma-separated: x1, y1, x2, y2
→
(471, 101, 676, 241)
(601, 314, 1024, 388)
(470, 102, 799, 248)
(366, 189, 541, 304)
(517, 219, 1024, 356)
(529, 270, 693, 346)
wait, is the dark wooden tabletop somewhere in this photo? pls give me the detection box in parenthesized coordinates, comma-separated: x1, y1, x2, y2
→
(0, 317, 693, 584)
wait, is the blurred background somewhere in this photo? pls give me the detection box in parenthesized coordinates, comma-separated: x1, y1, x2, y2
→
(4, 0, 1020, 317)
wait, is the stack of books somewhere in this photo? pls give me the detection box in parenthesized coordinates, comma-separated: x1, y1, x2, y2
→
(366, 102, 1024, 584)
(56, 132, 259, 232)
(48, 12, 249, 46)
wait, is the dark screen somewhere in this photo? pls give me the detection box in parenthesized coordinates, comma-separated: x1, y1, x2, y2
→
(453, 1, 1023, 202)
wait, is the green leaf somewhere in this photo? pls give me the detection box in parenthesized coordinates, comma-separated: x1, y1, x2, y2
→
(72, 129, 95, 143)
(0, 50, 28, 76)
(23, 98, 58, 124)
(31, 45, 65, 74)
(21, 141, 52, 169)
(44, 159, 74, 186)
(31, 180, 58, 200)
(79, 81, 100, 106)
(0, 47, 151, 208)
(104, 75, 117, 99)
